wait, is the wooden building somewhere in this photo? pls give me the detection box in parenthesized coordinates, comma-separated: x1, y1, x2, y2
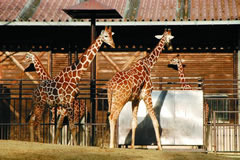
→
(0, 0, 240, 151)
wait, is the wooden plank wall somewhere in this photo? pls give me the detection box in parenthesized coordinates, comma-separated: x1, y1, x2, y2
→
(0, 51, 50, 80)
(0, 51, 234, 95)
(0, 51, 235, 125)
(0, 51, 50, 98)
(97, 52, 234, 94)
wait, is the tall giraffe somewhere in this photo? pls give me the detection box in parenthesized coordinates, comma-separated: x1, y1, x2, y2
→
(169, 55, 209, 124)
(107, 29, 174, 150)
(24, 52, 86, 144)
(28, 26, 115, 145)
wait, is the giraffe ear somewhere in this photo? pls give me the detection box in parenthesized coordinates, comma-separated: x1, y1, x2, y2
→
(155, 35, 163, 39)
(112, 32, 115, 36)
(169, 35, 174, 39)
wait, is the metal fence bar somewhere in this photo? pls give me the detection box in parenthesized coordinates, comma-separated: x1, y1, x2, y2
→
(1, 78, 240, 151)
(213, 111, 217, 153)
(211, 111, 240, 152)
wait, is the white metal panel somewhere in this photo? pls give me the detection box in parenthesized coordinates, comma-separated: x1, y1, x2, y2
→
(118, 90, 203, 146)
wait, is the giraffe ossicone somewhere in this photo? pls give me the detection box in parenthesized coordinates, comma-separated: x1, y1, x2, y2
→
(107, 28, 174, 150)
(28, 26, 115, 145)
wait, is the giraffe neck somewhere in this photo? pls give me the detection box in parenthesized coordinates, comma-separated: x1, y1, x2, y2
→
(55, 35, 103, 81)
(177, 61, 192, 90)
(76, 35, 103, 71)
(33, 55, 51, 80)
(144, 35, 166, 69)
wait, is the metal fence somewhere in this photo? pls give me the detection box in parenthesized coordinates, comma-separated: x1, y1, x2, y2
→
(0, 79, 110, 147)
(0, 78, 240, 152)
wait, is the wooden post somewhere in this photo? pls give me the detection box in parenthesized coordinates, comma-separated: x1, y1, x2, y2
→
(90, 17, 96, 146)
(48, 51, 52, 77)
(0, 52, 2, 79)
(237, 29, 240, 124)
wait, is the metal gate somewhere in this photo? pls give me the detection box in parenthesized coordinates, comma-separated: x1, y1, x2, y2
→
(205, 98, 240, 152)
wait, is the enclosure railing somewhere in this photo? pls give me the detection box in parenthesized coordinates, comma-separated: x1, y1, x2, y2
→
(0, 78, 240, 151)
(212, 111, 240, 152)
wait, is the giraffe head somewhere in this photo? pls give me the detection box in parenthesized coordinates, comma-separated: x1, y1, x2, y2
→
(155, 28, 174, 50)
(24, 52, 35, 63)
(100, 26, 115, 48)
(168, 54, 186, 70)
(24, 52, 36, 72)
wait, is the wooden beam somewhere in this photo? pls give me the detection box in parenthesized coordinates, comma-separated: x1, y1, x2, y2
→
(39, 51, 47, 58)
(48, 51, 52, 77)
(100, 51, 121, 72)
(121, 51, 141, 70)
(5, 52, 38, 84)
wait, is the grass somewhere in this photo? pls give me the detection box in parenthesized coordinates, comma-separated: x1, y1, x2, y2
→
(0, 140, 240, 160)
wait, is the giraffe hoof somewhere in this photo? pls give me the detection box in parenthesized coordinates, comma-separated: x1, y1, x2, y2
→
(157, 146, 162, 150)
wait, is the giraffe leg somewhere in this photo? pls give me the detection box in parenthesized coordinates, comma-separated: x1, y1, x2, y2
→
(35, 108, 44, 142)
(50, 107, 56, 143)
(109, 116, 116, 148)
(143, 95, 162, 150)
(66, 105, 78, 145)
(131, 100, 140, 149)
(36, 121, 41, 142)
(29, 106, 44, 142)
(108, 108, 121, 148)
(29, 113, 36, 142)
(54, 113, 65, 144)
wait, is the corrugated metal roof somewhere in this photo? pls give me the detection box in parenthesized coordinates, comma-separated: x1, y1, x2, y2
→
(0, 0, 239, 22)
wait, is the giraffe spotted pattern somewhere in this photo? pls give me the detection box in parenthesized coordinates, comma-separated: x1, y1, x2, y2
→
(25, 52, 86, 143)
(28, 27, 115, 145)
(107, 29, 174, 150)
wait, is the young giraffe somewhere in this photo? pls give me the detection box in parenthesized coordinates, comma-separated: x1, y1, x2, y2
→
(169, 55, 191, 90)
(28, 26, 115, 145)
(107, 29, 174, 150)
(169, 55, 209, 124)
(24, 52, 86, 144)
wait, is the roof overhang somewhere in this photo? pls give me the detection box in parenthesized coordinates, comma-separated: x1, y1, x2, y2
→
(62, 0, 122, 19)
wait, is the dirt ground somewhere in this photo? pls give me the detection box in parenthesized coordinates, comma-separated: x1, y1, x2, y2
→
(0, 140, 240, 160)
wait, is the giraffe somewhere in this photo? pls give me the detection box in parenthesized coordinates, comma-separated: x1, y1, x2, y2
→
(28, 26, 115, 145)
(24, 52, 51, 80)
(168, 54, 192, 90)
(24, 52, 86, 144)
(107, 29, 174, 150)
(169, 54, 209, 128)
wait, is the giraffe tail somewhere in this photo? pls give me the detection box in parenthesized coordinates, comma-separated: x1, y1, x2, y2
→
(26, 110, 33, 122)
